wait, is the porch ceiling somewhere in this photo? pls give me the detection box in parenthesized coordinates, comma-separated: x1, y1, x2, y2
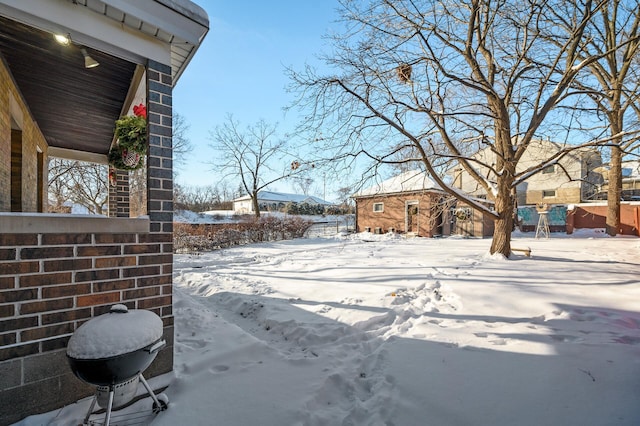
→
(0, 15, 136, 156)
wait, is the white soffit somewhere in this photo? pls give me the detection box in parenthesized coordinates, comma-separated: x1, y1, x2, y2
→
(0, 0, 209, 84)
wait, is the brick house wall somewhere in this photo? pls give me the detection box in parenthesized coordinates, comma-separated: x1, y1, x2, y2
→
(0, 56, 48, 213)
(0, 60, 175, 425)
(355, 192, 447, 237)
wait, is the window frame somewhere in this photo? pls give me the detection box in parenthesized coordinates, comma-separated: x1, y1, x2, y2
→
(542, 189, 556, 198)
(373, 202, 384, 213)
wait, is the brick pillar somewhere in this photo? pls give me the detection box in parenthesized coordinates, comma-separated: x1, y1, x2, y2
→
(145, 60, 174, 376)
(108, 167, 130, 218)
(146, 61, 173, 232)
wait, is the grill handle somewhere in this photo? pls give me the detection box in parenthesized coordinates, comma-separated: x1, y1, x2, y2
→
(147, 340, 166, 354)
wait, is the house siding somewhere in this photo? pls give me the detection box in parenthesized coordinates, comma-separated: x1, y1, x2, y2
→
(355, 192, 445, 237)
(0, 60, 175, 425)
(454, 140, 602, 204)
(520, 186, 582, 205)
(450, 202, 495, 238)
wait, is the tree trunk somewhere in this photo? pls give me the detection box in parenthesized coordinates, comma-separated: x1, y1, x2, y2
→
(490, 168, 514, 256)
(252, 192, 261, 218)
(606, 144, 622, 236)
(490, 193, 514, 257)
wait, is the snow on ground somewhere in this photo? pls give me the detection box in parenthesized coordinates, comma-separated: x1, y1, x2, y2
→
(15, 231, 640, 426)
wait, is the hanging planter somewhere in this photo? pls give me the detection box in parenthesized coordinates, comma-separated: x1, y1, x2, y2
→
(108, 103, 147, 171)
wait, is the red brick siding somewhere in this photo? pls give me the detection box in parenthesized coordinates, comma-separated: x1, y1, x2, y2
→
(1, 58, 176, 425)
(355, 192, 445, 237)
(0, 230, 173, 361)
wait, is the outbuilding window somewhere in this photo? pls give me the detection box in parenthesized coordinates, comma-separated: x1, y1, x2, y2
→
(542, 190, 556, 198)
(373, 202, 384, 212)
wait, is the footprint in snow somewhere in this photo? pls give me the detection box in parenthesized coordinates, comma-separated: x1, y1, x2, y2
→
(209, 365, 230, 374)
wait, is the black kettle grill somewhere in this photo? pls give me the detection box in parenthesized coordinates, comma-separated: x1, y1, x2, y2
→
(67, 304, 169, 425)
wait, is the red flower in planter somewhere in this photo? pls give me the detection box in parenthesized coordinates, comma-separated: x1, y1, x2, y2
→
(133, 103, 147, 119)
(109, 103, 147, 170)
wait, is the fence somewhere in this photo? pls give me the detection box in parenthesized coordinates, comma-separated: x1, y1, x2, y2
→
(517, 203, 640, 235)
(305, 220, 355, 238)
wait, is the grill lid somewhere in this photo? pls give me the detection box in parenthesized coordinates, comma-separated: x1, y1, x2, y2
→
(67, 305, 163, 360)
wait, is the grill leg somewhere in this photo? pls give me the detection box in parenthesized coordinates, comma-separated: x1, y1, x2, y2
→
(139, 374, 162, 408)
(103, 388, 115, 426)
(83, 395, 97, 425)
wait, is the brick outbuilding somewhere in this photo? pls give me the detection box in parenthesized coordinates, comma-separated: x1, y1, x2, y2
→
(353, 170, 451, 237)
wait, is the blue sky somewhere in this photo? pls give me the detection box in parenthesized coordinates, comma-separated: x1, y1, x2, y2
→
(172, 0, 342, 198)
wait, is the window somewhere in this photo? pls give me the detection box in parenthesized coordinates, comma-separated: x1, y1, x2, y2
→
(542, 165, 555, 174)
(373, 202, 384, 212)
(542, 190, 556, 198)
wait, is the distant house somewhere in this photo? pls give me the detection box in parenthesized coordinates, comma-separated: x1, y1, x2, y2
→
(352, 170, 450, 237)
(621, 161, 640, 200)
(233, 191, 332, 214)
(450, 139, 603, 205)
(596, 160, 640, 200)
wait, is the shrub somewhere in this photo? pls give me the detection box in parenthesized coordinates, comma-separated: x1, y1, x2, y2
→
(173, 215, 315, 253)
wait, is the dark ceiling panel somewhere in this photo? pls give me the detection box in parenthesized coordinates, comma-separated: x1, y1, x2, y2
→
(0, 15, 137, 156)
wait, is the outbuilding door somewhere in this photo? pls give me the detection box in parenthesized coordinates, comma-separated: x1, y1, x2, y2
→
(406, 201, 419, 234)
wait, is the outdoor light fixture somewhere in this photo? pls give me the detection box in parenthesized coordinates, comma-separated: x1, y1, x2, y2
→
(81, 48, 100, 69)
(54, 32, 100, 69)
(54, 33, 71, 45)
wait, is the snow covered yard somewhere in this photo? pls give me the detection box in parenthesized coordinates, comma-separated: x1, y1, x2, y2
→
(16, 232, 640, 426)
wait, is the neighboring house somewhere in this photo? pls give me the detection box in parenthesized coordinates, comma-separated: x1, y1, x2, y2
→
(450, 139, 603, 205)
(621, 160, 640, 200)
(596, 160, 640, 200)
(233, 191, 332, 214)
(352, 170, 450, 237)
(0, 1, 208, 423)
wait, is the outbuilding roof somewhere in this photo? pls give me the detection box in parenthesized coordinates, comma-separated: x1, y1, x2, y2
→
(234, 191, 333, 205)
(353, 170, 443, 198)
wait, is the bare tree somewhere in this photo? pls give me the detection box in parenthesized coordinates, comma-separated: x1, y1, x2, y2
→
(568, 1, 640, 236)
(209, 115, 302, 217)
(289, 0, 619, 256)
(173, 112, 192, 170)
(175, 183, 232, 211)
(48, 158, 108, 214)
(291, 173, 315, 196)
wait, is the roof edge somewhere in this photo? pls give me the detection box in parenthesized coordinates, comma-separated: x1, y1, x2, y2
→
(153, 0, 209, 28)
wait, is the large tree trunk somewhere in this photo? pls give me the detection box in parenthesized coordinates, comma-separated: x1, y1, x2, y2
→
(489, 103, 515, 257)
(606, 144, 622, 236)
(490, 180, 514, 257)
